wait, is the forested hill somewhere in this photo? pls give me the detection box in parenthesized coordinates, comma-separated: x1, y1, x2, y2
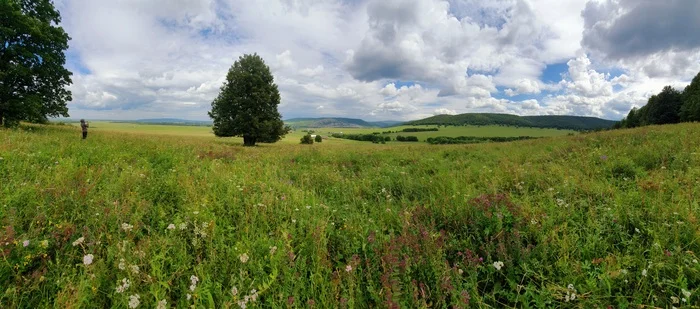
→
(405, 113, 617, 131)
(284, 118, 400, 128)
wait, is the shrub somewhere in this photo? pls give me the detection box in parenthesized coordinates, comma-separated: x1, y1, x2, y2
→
(300, 134, 314, 144)
(314, 135, 322, 143)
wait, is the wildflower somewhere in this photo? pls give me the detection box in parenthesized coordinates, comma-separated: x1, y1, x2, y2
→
(567, 284, 575, 290)
(186, 294, 191, 301)
(190, 275, 199, 291)
(239, 253, 249, 263)
(231, 286, 238, 296)
(682, 289, 691, 298)
(116, 278, 131, 293)
(292, 219, 296, 223)
(178, 223, 187, 230)
(493, 261, 504, 271)
(237, 301, 247, 309)
(118, 259, 126, 270)
(128, 294, 140, 308)
(458, 268, 464, 275)
(345, 265, 352, 272)
(83, 254, 94, 265)
(167, 224, 175, 230)
(130, 265, 140, 274)
(122, 223, 134, 232)
(270, 246, 277, 255)
(642, 269, 647, 277)
(694, 259, 698, 264)
(23, 240, 29, 247)
(635, 228, 640, 233)
(156, 299, 167, 309)
(40, 240, 48, 248)
(671, 296, 680, 304)
(72, 237, 85, 246)
(193, 211, 199, 215)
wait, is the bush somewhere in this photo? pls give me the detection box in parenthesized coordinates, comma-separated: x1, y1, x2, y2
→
(396, 135, 419, 142)
(300, 134, 314, 144)
(402, 127, 438, 132)
(314, 135, 322, 143)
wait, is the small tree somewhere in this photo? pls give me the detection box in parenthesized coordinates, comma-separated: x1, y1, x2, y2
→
(300, 134, 314, 144)
(1, 0, 73, 127)
(314, 135, 322, 143)
(208, 54, 290, 146)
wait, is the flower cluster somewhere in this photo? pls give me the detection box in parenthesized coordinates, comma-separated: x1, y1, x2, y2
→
(122, 223, 134, 232)
(116, 278, 131, 293)
(237, 289, 259, 309)
(239, 253, 249, 263)
(493, 261, 504, 271)
(190, 275, 199, 291)
(565, 284, 577, 302)
(128, 294, 140, 308)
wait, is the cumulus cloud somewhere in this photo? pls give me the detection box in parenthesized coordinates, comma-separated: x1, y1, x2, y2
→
(52, 0, 700, 121)
(582, 0, 700, 59)
(433, 108, 457, 115)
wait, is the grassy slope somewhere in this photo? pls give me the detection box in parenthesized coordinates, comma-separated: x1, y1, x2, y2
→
(1, 123, 699, 307)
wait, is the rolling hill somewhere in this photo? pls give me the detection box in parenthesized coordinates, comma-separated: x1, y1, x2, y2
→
(405, 113, 617, 131)
(284, 118, 400, 128)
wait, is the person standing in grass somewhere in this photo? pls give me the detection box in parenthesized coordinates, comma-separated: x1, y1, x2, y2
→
(80, 119, 89, 139)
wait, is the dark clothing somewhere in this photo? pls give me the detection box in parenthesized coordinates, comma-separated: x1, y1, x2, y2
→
(81, 122, 89, 132)
(82, 132, 87, 139)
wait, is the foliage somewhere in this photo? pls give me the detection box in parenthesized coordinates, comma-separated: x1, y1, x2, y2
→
(331, 133, 386, 143)
(395, 135, 419, 142)
(426, 136, 537, 144)
(314, 135, 322, 143)
(680, 72, 700, 122)
(1, 123, 700, 307)
(208, 54, 290, 146)
(0, 0, 73, 127)
(402, 127, 439, 132)
(300, 134, 314, 144)
(406, 113, 617, 131)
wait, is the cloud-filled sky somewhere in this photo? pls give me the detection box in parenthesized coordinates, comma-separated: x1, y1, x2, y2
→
(54, 0, 700, 121)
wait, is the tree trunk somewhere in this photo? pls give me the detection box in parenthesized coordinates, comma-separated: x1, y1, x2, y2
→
(243, 135, 256, 146)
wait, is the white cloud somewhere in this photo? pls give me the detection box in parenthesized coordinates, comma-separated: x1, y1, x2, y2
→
(53, 0, 700, 121)
(433, 108, 457, 115)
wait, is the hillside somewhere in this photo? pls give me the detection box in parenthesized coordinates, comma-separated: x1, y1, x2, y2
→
(2, 123, 698, 308)
(406, 113, 617, 130)
(284, 117, 390, 128)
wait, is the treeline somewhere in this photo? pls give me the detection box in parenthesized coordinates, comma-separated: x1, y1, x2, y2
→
(615, 72, 700, 128)
(395, 135, 419, 142)
(331, 133, 391, 143)
(401, 127, 438, 132)
(331, 133, 420, 143)
(406, 114, 616, 131)
(426, 136, 537, 145)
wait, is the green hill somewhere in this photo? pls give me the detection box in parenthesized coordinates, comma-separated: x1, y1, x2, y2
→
(285, 117, 396, 128)
(405, 113, 617, 131)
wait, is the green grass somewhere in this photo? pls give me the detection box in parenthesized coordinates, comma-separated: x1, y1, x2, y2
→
(1, 123, 699, 308)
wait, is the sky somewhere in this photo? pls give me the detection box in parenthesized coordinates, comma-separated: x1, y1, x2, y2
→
(53, 0, 700, 121)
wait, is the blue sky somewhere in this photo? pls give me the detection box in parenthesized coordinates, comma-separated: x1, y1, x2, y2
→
(54, 0, 700, 121)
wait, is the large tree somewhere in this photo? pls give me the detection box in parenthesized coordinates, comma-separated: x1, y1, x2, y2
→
(680, 72, 700, 122)
(209, 54, 289, 146)
(0, 0, 72, 127)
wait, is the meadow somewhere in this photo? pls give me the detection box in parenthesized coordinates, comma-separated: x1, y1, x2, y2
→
(1, 123, 699, 308)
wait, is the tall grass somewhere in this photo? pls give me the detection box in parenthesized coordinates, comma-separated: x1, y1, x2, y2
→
(0, 123, 699, 308)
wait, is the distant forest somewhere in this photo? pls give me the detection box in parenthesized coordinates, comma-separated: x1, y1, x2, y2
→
(406, 113, 616, 131)
(615, 71, 700, 129)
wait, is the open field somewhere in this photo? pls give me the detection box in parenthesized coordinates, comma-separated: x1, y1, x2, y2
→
(1, 123, 700, 308)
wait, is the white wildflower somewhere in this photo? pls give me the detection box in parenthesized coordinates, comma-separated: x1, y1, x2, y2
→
(231, 286, 238, 296)
(130, 265, 140, 274)
(122, 223, 134, 232)
(23, 240, 29, 247)
(186, 294, 191, 300)
(306, 205, 311, 209)
(156, 299, 167, 309)
(83, 254, 94, 265)
(671, 296, 680, 304)
(458, 268, 464, 275)
(167, 224, 175, 230)
(237, 301, 247, 309)
(128, 294, 140, 308)
(239, 253, 249, 263)
(345, 265, 352, 272)
(635, 228, 640, 233)
(694, 259, 698, 264)
(270, 246, 277, 255)
(115, 278, 131, 293)
(642, 269, 647, 277)
(567, 284, 575, 290)
(193, 211, 199, 215)
(118, 258, 126, 270)
(493, 261, 504, 271)
(178, 222, 187, 230)
(72, 237, 85, 246)
(189, 275, 199, 291)
(682, 289, 691, 298)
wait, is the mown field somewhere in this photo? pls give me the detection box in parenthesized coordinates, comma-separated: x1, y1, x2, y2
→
(1, 123, 699, 308)
(69, 122, 575, 143)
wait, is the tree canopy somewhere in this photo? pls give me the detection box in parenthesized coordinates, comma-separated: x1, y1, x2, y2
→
(208, 54, 289, 146)
(617, 71, 700, 129)
(0, 0, 72, 127)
